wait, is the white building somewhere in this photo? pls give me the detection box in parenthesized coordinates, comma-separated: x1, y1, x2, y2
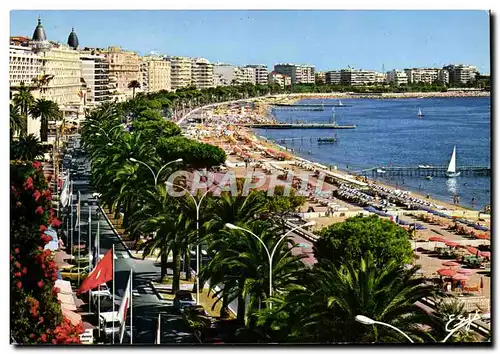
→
(244, 64, 268, 85)
(191, 58, 214, 89)
(81, 54, 111, 106)
(386, 70, 408, 86)
(443, 64, 478, 85)
(340, 69, 376, 85)
(9, 44, 42, 89)
(140, 55, 171, 93)
(404, 68, 449, 85)
(237, 66, 256, 85)
(325, 71, 341, 85)
(268, 71, 291, 88)
(166, 56, 192, 90)
(273, 63, 315, 84)
(213, 64, 238, 86)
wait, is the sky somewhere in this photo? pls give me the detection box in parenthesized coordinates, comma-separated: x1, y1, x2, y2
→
(10, 10, 491, 73)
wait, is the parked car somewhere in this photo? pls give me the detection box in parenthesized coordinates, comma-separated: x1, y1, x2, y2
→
(60, 266, 89, 284)
(174, 290, 196, 312)
(90, 283, 111, 299)
(99, 312, 121, 341)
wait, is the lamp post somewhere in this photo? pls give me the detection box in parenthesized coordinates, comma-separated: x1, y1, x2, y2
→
(129, 158, 182, 187)
(225, 221, 316, 309)
(355, 315, 414, 343)
(165, 181, 219, 305)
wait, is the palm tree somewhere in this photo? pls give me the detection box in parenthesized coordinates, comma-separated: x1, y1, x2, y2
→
(29, 99, 61, 142)
(10, 104, 26, 139)
(12, 82, 35, 118)
(128, 80, 141, 99)
(200, 222, 305, 325)
(10, 134, 45, 161)
(261, 254, 439, 343)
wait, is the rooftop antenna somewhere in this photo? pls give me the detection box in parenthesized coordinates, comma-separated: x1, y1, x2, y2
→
(382, 64, 385, 73)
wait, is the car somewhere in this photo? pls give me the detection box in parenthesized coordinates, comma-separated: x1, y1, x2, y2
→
(60, 266, 89, 284)
(90, 283, 111, 299)
(173, 290, 196, 311)
(92, 294, 119, 313)
(99, 312, 121, 341)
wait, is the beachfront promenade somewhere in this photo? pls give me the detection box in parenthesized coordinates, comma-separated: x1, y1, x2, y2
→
(239, 123, 356, 129)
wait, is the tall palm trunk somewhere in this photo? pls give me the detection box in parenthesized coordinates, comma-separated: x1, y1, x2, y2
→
(172, 248, 182, 294)
(160, 251, 168, 281)
(40, 116, 48, 142)
(184, 250, 192, 281)
(237, 294, 246, 324)
(220, 293, 230, 318)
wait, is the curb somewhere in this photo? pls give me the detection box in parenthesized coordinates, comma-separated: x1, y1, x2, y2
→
(98, 204, 139, 260)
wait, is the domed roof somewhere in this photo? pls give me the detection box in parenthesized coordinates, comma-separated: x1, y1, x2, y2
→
(67, 28, 79, 49)
(32, 18, 47, 41)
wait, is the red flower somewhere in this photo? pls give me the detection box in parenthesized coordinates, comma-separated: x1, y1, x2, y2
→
(14, 248, 20, 254)
(39, 316, 44, 324)
(40, 234, 52, 245)
(22, 267, 28, 275)
(23, 177, 34, 191)
(37, 280, 44, 288)
(35, 206, 44, 215)
(53, 287, 60, 295)
(16, 282, 22, 289)
(41, 334, 47, 343)
(14, 272, 21, 277)
(32, 161, 41, 169)
(14, 261, 21, 269)
(50, 217, 62, 228)
(29, 333, 35, 339)
(33, 190, 41, 202)
(40, 225, 47, 232)
(10, 254, 13, 261)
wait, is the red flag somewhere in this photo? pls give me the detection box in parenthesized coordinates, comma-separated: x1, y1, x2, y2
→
(77, 248, 113, 294)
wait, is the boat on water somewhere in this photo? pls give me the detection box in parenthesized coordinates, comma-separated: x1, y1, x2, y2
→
(425, 175, 433, 180)
(418, 164, 432, 169)
(338, 99, 344, 107)
(446, 145, 461, 178)
(376, 168, 386, 174)
(417, 108, 424, 117)
(317, 135, 338, 144)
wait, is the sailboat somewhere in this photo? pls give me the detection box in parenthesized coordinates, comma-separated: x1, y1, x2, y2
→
(338, 99, 344, 107)
(417, 108, 424, 117)
(330, 108, 337, 126)
(446, 145, 460, 178)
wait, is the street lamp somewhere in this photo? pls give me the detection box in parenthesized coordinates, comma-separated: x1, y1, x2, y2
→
(225, 221, 316, 309)
(165, 181, 219, 305)
(355, 315, 414, 343)
(129, 158, 182, 187)
(90, 123, 124, 140)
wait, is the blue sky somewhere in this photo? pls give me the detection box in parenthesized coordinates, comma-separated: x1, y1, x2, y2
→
(10, 10, 490, 73)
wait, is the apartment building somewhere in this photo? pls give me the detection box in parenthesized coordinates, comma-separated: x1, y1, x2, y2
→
(340, 69, 376, 86)
(315, 71, 325, 84)
(386, 70, 408, 86)
(268, 72, 291, 88)
(325, 71, 341, 85)
(141, 55, 171, 93)
(105, 46, 140, 97)
(245, 64, 268, 85)
(166, 56, 192, 91)
(191, 58, 214, 89)
(81, 54, 111, 106)
(9, 45, 42, 88)
(213, 64, 238, 86)
(237, 67, 256, 85)
(404, 68, 449, 85)
(273, 63, 315, 84)
(443, 64, 478, 85)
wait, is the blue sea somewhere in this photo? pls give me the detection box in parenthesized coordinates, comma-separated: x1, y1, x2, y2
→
(255, 97, 491, 210)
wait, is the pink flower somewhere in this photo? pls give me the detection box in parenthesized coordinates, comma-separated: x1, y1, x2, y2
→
(33, 190, 41, 202)
(37, 280, 44, 288)
(16, 282, 22, 289)
(32, 161, 41, 169)
(35, 206, 44, 215)
(15, 248, 20, 254)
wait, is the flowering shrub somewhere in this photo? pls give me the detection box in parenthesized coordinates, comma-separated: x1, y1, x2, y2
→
(10, 162, 83, 344)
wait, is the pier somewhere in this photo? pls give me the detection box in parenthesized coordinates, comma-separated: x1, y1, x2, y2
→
(240, 123, 356, 129)
(354, 166, 491, 177)
(271, 106, 325, 111)
(273, 136, 338, 144)
(273, 103, 351, 107)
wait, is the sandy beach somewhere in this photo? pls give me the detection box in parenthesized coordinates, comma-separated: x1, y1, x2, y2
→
(181, 96, 491, 308)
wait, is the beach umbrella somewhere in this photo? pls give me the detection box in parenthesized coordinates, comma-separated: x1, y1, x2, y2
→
(429, 236, 446, 242)
(480, 251, 491, 259)
(445, 241, 460, 248)
(452, 274, 469, 281)
(442, 261, 460, 267)
(437, 268, 457, 277)
(466, 246, 479, 256)
(457, 268, 473, 274)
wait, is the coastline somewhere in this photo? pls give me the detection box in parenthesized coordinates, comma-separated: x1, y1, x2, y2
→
(182, 95, 489, 219)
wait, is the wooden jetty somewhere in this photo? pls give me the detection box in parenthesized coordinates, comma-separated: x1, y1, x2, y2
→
(240, 123, 356, 129)
(274, 136, 338, 143)
(354, 166, 491, 177)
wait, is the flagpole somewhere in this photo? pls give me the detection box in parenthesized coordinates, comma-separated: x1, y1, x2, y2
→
(88, 205, 92, 313)
(112, 244, 115, 345)
(70, 181, 73, 259)
(158, 314, 161, 344)
(130, 268, 133, 344)
(97, 221, 101, 341)
(78, 191, 81, 285)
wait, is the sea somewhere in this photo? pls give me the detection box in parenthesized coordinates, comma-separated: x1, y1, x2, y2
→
(254, 97, 491, 211)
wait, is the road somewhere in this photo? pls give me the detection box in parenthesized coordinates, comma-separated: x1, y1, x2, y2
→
(63, 136, 196, 344)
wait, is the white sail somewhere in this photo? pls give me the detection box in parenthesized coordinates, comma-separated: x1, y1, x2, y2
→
(418, 108, 422, 116)
(338, 100, 343, 106)
(447, 146, 457, 173)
